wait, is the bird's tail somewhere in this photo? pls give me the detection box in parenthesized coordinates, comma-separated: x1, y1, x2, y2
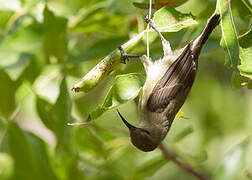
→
(192, 13, 220, 54)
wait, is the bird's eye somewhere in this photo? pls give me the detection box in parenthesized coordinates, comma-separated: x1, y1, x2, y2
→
(142, 129, 150, 135)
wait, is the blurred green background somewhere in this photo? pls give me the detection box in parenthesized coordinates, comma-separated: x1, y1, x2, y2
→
(0, 0, 252, 180)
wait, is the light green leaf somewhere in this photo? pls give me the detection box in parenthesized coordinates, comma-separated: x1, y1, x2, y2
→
(231, 70, 250, 88)
(70, 73, 144, 125)
(36, 97, 54, 132)
(52, 77, 73, 155)
(0, 113, 7, 145)
(213, 138, 250, 180)
(43, 6, 67, 61)
(153, 6, 197, 32)
(0, 0, 21, 11)
(0, 152, 14, 180)
(240, 0, 252, 13)
(37, 76, 74, 155)
(238, 28, 252, 79)
(0, 10, 13, 28)
(89, 73, 144, 120)
(5, 122, 58, 180)
(69, 2, 107, 30)
(36, 77, 83, 180)
(133, 0, 189, 9)
(72, 31, 145, 93)
(232, 0, 252, 17)
(216, 0, 239, 68)
(1, 53, 32, 81)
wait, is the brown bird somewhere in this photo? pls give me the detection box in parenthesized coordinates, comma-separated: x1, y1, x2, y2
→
(117, 13, 220, 152)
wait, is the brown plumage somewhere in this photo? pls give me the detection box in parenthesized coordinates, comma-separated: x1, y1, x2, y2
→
(117, 13, 220, 152)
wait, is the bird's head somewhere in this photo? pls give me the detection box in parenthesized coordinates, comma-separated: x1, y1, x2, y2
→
(117, 110, 159, 152)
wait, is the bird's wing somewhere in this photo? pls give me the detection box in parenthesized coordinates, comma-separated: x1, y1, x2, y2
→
(147, 42, 197, 113)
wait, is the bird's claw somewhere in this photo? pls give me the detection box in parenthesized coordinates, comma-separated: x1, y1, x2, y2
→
(145, 15, 154, 26)
(118, 45, 129, 64)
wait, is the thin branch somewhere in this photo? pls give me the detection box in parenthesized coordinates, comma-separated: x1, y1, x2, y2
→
(159, 144, 209, 180)
(146, 0, 152, 58)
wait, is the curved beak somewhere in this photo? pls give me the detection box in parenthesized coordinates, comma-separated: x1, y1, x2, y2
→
(116, 109, 137, 130)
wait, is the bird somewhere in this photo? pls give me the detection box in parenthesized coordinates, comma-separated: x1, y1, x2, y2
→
(117, 13, 220, 152)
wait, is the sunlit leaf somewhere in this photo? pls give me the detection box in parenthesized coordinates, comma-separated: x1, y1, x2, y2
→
(33, 65, 62, 103)
(20, 0, 42, 9)
(73, 35, 128, 63)
(231, 70, 250, 88)
(0, 152, 14, 180)
(216, 0, 239, 68)
(232, 0, 252, 17)
(69, 2, 107, 29)
(1, 53, 32, 81)
(52, 77, 73, 155)
(70, 73, 144, 125)
(43, 6, 67, 61)
(37, 76, 74, 155)
(241, 0, 252, 13)
(89, 73, 144, 119)
(213, 138, 250, 180)
(133, 0, 189, 9)
(238, 28, 252, 80)
(0, 0, 21, 11)
(4, 122, 58, 180)
(153, 6, 197, 32)
(0, 10, 13, 29)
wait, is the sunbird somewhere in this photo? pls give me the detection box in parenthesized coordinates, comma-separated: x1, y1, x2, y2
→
(117, 13, 220, 152)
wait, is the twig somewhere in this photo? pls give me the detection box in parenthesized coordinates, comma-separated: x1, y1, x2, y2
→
(146, 0, 152, 58)
(159, 144, 209, 180)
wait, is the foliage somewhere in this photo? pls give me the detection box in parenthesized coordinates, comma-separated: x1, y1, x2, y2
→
(0, 0, 251, 180)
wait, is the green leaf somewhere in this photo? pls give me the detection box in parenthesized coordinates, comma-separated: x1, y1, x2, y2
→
(37, 76, 73, 155)
(216, 0, 239, 68)
(238, 28, 252, 79)
(241, 0, 252, 13)
(5, 122, 58, 180)
(33, 65, 62, 103)
(43, 6, 68, 61)
(89, 73, 144, 120)
(0, 71, 17, 118)
(72, 31, 145, 93)
(153, 6, 198, 32)
(70, 73, 144, 125)
(231, 70, 250, 88)
(52, 77, 73, 155)
(213, 138, 250, 180)
(74, 35, 128, 63)
(0, 152, 14, 180)
(134, 154, 167, 178)
(69, 2, 107, 29)
(0, 113, 7, 144)
(20, 0, 42, 9)
(1, 53, 32, 81)
(232, 0, 252, 17)
(133, 0, 189, 9)
(36, 97, 54, 131)
(0, 10, 13, 28)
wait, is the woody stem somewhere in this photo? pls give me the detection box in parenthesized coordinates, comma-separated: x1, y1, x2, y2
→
(159, 144, 209, 180)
